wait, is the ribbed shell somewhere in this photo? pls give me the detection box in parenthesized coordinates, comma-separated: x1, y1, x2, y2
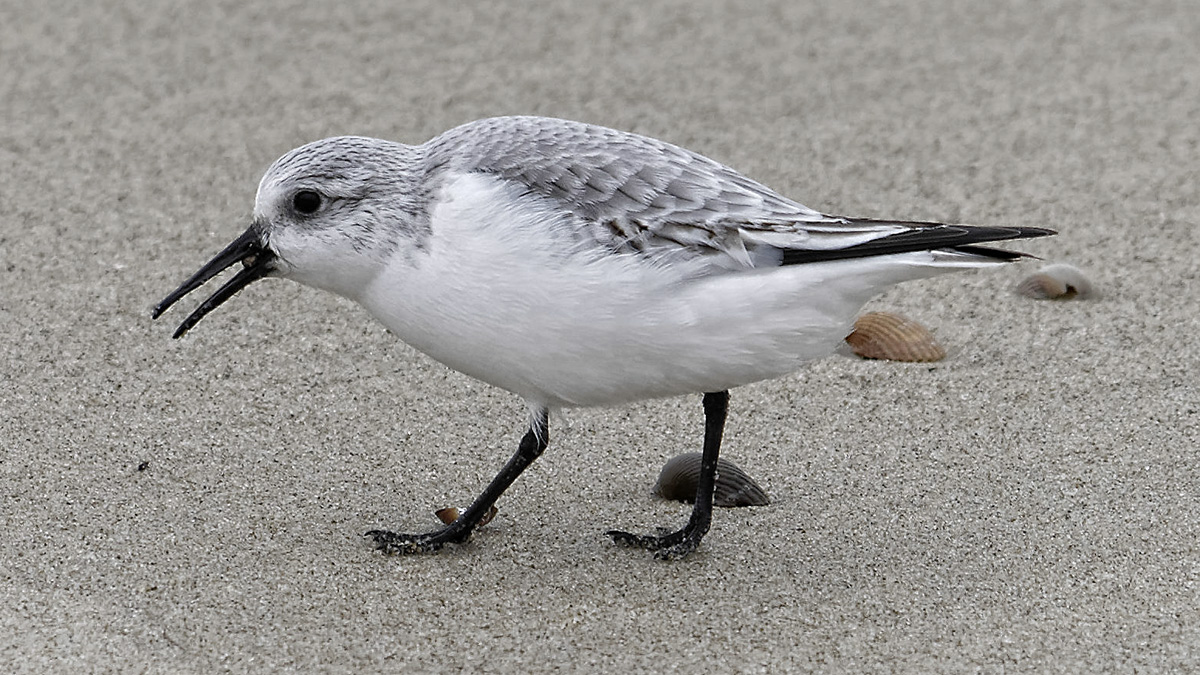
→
(845, 311, 946, 362)
(654, 453, 770, 507)
(1015, 263, 1093, 299)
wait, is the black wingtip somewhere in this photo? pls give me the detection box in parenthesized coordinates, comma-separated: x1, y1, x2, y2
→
(781, 221, 1056, 266)
(1011, 226, 1057, 239)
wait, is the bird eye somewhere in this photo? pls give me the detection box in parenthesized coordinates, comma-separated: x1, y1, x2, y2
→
(292, 190, 322, 214)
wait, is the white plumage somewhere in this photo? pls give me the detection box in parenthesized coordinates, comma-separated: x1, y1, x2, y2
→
(155, 116, 1053, 558)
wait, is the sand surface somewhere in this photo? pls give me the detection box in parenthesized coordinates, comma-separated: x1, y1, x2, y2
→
(3, 1, 1199, 672)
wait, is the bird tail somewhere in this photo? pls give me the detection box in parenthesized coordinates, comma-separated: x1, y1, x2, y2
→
(780, 220, 1055, 266)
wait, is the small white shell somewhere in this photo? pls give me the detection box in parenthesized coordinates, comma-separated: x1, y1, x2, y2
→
(845, 311, 947, 362)
(1015, 263, 1093, 300)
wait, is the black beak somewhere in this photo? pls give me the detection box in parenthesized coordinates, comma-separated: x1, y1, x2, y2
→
(153, 226, 276, 338)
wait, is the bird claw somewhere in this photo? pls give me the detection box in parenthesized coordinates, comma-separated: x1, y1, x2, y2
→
(365, 529, 448, 555)
(605, 528, 701, 560)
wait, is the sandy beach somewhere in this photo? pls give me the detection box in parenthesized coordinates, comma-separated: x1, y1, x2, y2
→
(3, 1, 1198, 671)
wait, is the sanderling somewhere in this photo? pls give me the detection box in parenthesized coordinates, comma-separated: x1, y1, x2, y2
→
(154, 116, 1053, 559)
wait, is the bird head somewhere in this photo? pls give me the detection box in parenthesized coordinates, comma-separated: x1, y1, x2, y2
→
(153, 136, 422, 337)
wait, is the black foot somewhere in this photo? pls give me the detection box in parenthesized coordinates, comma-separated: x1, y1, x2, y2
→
(606, 527, 704, 560)
(365, 529, 456, 555)
(365, 409, 550, 557)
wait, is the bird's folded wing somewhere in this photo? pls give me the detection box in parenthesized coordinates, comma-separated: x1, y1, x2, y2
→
(430, 116, 1047, 271)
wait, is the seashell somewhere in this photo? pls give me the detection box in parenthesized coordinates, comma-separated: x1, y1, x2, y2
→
(434, 505, 498, 527)
(654, 453, 769, 507)
(1015, 263, 1093, 300)
(845, 311, 946, 362)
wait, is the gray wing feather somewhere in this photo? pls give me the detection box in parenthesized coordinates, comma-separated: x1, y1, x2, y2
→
(423, 117, 908, 266)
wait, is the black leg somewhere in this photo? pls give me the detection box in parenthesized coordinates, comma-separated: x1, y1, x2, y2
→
(607, 390, 729, 559)
(367, 408, 549, 555)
